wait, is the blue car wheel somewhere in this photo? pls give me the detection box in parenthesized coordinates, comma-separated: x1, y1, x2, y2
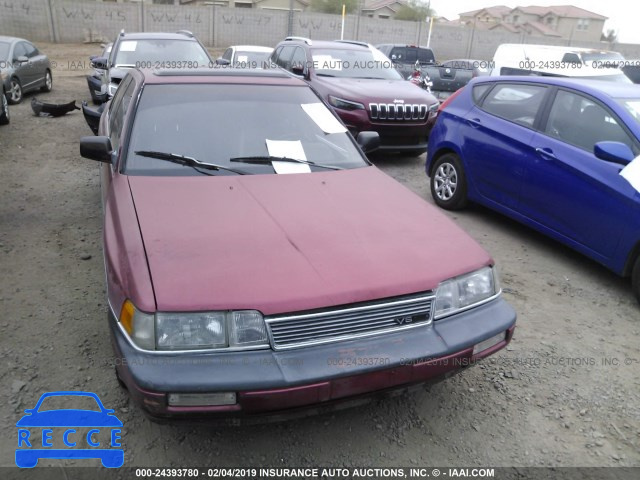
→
(430, 153, 468, 210)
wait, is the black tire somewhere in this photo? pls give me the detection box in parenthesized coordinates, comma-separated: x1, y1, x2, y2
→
(429, 153, 468, 210)
(0, 90, 9, 125)
(632, 256, 640, 304)
(41, 69, 53, 92)
(7, 77, 22, 104)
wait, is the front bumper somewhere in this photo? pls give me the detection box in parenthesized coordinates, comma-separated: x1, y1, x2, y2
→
(333, 108, 437, 152)
(110, 297, 516, 423)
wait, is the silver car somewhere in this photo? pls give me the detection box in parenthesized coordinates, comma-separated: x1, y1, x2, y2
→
(0, 36, 52, 104)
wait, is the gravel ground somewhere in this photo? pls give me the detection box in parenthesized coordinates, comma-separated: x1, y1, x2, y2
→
(1, 43, 639, 474)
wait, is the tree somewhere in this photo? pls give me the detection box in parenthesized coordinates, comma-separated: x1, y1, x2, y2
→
(601, 29, 617, 43)
(310, 0, 358, 15)
(394, 0, 435, 22)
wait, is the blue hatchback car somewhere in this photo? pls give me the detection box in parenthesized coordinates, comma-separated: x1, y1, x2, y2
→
(426, 76, 640, 302)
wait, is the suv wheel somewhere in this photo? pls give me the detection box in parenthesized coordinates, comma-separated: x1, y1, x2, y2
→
(0, 90, 9, 125)
(430, 153, 468, 210)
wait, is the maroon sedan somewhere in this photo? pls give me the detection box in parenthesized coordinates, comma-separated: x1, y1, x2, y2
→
(80, 68, 516, 423)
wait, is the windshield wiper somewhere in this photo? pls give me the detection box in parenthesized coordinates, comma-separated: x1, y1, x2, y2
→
(134, 151, 246, 175)
(316, 73, 336, 77)
(230, 156, 343, 170)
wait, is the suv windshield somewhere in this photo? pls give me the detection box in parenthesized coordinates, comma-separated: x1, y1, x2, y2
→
(125, 84, 368, 175)
(114, 39, 210, 67)
(312, 47, 402, 80)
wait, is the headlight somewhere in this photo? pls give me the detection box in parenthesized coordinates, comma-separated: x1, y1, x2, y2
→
(434, 266, 499, 319)
(118, 301, 269, 351)
(328, 95, 365, 111)
(108, 83, 118, 96)
(428, 102, 439, 114)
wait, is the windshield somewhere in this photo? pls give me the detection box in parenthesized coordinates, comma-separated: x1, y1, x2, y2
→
(114, 39, 210, 67)
(0, 42, 9, 62)
(582, 52, 625, 65)
(617, 99, 640, 126)
(125, 84, 368, 175)
(235, 50, 272, 67)
(37, 395, 101, 412)
(311, 47, 402, 80)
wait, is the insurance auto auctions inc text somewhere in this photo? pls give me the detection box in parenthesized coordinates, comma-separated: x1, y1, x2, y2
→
(192, 468, 496, 478)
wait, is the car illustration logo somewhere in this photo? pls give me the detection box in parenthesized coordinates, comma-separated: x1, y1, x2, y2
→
(15, 391, 123, 468)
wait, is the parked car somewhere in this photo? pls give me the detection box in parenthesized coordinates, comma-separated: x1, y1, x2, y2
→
(0, 36, 52, 104)
(376, 44, 480, 100)
(91, 30, 211, 99)
(622, 60, 640, 84)
(490, 44, 630, 82)
(427, 76, 640, 302)
(79, 67, 516, 422)
(216, 45, 273, 68)
(0, 76, 9, 125)
(86, 42, 112, 104)
(270, 38, 439, 155)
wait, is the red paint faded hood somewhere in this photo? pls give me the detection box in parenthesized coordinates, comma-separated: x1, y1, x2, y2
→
(128, 167, 491, 315)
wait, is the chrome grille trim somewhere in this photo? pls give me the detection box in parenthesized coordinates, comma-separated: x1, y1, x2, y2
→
(369, 103, 428, 121)
(266, 293, 435, 350)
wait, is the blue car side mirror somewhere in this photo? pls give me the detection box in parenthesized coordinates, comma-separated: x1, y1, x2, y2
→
(594, 141, 635, 166)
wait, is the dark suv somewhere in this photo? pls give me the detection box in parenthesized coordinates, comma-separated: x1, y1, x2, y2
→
(271, 37, 439, 155)
(91, 30, 211, 99)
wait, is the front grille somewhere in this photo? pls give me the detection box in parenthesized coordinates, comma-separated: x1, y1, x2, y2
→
(369, 103, 428, 121)
(266, 293, 434, 350)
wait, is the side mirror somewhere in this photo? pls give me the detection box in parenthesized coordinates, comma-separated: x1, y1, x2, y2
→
(216, 58, 230, 66)
(291, 65, 307, 78)
(356, 131, 380, 154)
(594, 141, 634, 166)
(80, 136, 113, 163)
(16, 55, 28, 64)
(91, 56, 108, 70)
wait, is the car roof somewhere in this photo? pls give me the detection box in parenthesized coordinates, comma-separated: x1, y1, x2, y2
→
(232, 45, 273, 52)
(139, 68, 308, 87)
(0, 36, 25, 44)
(283, 39, 368, 50)
(119, 32, 198, 41)
(474, 75, 640, 99)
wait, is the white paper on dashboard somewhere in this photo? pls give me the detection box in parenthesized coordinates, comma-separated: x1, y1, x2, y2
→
(301, 103, 347, 134)
(120, 41, 137, 52)
(620, 155, 640, 193)
(265, 139, 311, 174)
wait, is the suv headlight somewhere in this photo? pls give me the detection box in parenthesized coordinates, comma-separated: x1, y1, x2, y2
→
(119, 300, 269, 351)
(434, 266, 499, 319)
(328, 95, 365, 111)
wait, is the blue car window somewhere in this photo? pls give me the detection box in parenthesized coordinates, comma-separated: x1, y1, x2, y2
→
(546, 90, 635, 153)
(481, 83, 547, 128)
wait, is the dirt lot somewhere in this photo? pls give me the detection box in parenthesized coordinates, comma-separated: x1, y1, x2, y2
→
(1, 43, 639, 473)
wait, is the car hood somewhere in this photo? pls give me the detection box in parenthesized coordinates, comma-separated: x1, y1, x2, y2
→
(313, 76, 436, 105)
(127, 167, 490, 315)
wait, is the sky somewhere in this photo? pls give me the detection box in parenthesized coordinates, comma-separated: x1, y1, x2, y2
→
(428, 0, 639, 44)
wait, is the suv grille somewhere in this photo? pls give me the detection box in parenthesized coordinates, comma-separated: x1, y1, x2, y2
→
(266, 292, 434, 350)
(369, 103, 428, 121)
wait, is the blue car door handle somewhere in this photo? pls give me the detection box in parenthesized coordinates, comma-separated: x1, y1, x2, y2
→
(466, 118, 481, 128)
(535, 147, 557, 161)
